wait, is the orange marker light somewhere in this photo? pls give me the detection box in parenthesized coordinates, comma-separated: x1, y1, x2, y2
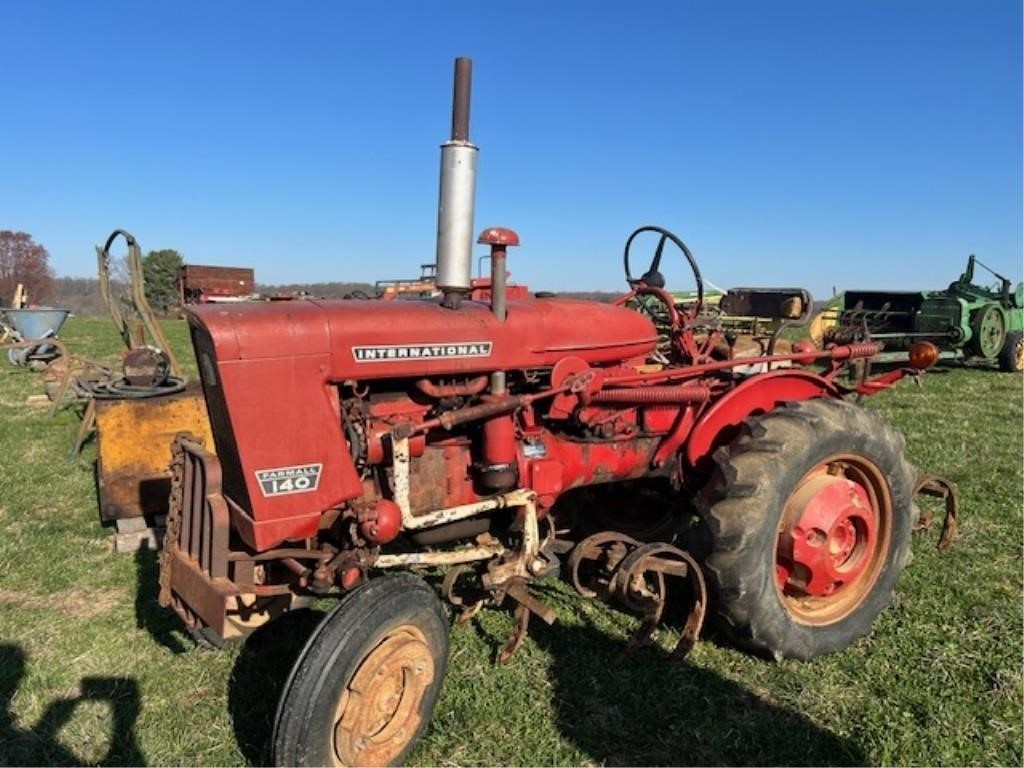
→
(908, 341, 940, 370)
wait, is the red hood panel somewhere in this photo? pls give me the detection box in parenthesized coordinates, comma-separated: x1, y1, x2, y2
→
(191, 297, 656, 374)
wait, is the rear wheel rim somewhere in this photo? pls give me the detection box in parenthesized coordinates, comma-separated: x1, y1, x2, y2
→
(977, 307, 1005, 358)
(331, 626, 435, 767)
(774, 454, 893, 626)
(1014, 338, 1024, 370)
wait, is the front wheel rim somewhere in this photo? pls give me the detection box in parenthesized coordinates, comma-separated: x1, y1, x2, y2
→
(332, 626, 435, 767)
(774, 454, 893, 626)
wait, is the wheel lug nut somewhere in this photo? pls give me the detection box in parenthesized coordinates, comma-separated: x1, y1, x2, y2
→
(806, 528, 827, 547)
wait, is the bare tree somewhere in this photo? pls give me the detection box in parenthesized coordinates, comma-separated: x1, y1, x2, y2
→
(0, 231, 54, 304)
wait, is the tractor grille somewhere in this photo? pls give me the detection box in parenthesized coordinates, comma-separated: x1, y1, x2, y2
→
(158, 435, 233, 622)
(170, 436, 228, 578)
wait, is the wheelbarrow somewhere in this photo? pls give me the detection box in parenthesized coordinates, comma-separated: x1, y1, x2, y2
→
(1, 307, 71, 367)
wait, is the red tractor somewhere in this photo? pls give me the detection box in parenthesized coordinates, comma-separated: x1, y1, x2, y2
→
(158, 60, 939, 766)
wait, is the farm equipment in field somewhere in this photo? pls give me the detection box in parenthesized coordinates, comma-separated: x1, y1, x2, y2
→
(157, 59, 948, 766)
(29, 230, 212, 546)
(822, 255, 1024, 372)
(374, 263, 439, 299)
(85, 231, 211, 535)
(179, 264, 256, 304)
(1, 306, 71, 367)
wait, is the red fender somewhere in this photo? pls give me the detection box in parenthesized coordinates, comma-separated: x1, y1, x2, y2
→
(685, 370, 840, 468)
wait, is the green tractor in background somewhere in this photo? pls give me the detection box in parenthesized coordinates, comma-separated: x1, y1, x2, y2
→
(820, 255, 1024, 372)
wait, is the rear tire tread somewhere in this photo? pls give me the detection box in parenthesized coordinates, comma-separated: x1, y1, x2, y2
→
(998, 330, 1024, 373)
(698, 398, 916, 660)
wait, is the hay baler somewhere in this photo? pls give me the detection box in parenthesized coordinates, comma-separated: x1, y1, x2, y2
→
(825, 255, 1024, 371)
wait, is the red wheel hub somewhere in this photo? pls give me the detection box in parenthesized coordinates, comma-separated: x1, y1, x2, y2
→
(776, 471, 876, 598)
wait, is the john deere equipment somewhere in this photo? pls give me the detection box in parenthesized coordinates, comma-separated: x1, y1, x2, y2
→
(824, 255, 1023, 372)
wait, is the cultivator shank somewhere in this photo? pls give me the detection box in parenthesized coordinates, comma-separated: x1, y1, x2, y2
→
(568, 531, 708, 659)
(913, 474, 960, 551)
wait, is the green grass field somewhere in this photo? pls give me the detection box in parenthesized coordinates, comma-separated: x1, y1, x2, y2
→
(0, 316, 1021, 766)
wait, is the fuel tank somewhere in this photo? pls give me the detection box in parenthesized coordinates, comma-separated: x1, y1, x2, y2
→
(187, 296, 657, 551)
(191, 295, 657, 374)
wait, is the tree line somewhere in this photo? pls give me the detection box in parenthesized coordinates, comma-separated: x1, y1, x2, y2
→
(3, 231, 621, 316)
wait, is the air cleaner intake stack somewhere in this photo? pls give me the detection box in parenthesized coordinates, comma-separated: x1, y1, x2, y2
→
(436, 57, 478, 309)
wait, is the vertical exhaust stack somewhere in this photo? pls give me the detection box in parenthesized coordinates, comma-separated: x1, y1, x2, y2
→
(436, 57, 478, 309)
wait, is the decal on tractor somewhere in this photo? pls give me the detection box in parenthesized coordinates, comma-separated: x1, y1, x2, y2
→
(255, 464, 322, 496)
(352, 341, 493, 362)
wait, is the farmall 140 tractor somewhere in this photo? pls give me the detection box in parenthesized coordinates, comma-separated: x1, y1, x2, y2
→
(158, 60, 943, 766)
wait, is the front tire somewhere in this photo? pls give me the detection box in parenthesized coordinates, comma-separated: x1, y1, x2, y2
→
(272, 574, 450, 767)
(699, 398, 916, 660)
(998, 330, 1023, 372)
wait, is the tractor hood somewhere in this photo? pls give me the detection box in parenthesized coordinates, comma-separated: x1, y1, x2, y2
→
(188, 296, 657, 376)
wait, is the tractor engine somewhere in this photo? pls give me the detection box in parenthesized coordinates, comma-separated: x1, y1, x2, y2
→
(186, 282, 663, 554)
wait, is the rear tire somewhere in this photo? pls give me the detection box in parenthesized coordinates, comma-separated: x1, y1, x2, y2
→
(699, 398, 916, 660)
(998, 330, 1023, 372)
(970, 304, 1006, 359)
(272, 574, 449, 767)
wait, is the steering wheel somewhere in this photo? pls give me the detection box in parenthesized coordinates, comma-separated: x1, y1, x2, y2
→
(623, 226, 704, 323)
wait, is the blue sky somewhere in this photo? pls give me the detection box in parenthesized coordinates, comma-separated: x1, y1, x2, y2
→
(2, 1, 1020, 298)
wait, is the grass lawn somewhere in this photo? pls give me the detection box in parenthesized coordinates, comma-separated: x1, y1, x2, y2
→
(0, 315, 1021, 766)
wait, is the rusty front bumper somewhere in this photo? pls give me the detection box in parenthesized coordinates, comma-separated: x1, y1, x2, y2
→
(158, 435, 239, 637)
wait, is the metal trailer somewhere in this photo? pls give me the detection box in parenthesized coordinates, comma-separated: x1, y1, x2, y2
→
(179, 264, 256, 304)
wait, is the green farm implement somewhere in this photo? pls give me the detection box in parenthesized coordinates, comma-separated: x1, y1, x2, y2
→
(823, 255, 1023, 372)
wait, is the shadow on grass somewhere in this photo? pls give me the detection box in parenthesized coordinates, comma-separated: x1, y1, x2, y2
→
(221, 592, 864, 767)
(227, 608, 328, 766)
(130, 543, 326, 764)
(528, 615, 866, 767)
(130, 539, 326, 764)
(0, 644, 145, 766)
(133, 541, 192, 654)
